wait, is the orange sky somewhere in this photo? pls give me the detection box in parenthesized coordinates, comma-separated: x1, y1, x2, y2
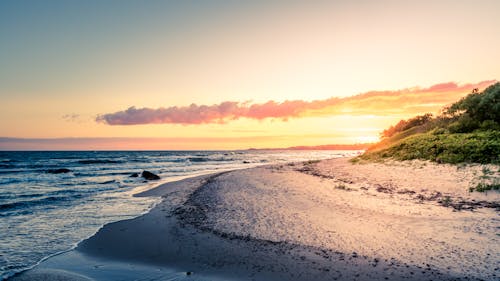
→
(1, 1, 499, 150)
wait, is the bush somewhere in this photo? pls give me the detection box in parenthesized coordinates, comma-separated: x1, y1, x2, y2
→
(480, 120, 500, 131)
(447, 115, 481, 133)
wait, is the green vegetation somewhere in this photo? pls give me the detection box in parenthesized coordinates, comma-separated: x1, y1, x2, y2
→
(359, 83, 500, 164)
(362, 130, 500, 164)
(441, 196, 452, 207)
(469, 183, 500, 192)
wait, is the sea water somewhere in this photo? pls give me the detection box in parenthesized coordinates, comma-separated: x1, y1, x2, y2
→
(0, 150, 360, 279)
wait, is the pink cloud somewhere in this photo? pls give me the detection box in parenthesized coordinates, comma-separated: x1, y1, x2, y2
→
(96, 80, 496, 125)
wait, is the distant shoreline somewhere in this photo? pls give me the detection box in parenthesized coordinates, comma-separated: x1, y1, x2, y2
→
(248, 143, 372, 151)
(0, 137, 372, 151)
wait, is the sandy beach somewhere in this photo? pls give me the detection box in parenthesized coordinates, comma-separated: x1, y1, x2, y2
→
(11, 158, 499, 281)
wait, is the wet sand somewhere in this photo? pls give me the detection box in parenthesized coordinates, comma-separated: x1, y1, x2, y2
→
(11, 158, 499, 280)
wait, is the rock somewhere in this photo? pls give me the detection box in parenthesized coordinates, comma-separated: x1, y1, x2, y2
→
(141, 170, 160, 180)
(47, 168, 71, 174)
(129, 173, 139, 178)
(99, 180, 115, 184)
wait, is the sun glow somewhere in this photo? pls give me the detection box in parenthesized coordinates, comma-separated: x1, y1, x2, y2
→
(354, 135, 380, 144)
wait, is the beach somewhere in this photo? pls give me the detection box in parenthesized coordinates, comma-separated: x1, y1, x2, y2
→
(11, 157, 499, 281)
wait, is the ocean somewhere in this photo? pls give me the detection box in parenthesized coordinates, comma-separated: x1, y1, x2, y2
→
(0, 150, 360, 279)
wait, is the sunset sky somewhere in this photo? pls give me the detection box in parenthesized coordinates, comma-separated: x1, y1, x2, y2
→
(1, 0, 499, 150)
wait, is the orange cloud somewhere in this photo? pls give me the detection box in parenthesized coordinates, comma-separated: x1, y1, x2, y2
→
(96, 80, 496, 125)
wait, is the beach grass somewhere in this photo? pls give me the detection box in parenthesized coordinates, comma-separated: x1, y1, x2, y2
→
(469, 182, 500, 192)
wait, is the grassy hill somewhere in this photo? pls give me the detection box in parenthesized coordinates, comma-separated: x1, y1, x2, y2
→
(358, 82, 500, 164)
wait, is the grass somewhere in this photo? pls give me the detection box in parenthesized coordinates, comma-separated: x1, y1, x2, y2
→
(469, 183, 500, 192)
(441, 196, 452, 207)
(359, 130, 500, 164)
(482, 167, 493, 175)
(349, 157, 360, 164)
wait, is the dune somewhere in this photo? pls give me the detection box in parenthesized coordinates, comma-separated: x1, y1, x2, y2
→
(11, 158, 499, 281)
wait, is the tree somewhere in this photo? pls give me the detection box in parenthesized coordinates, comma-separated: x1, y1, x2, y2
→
(381, 113, 433, 138)
(445, 82, 500, 123)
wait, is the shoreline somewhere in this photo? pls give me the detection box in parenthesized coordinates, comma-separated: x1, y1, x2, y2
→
(2, 166, 268, 280)
(10, 158, 499, 280)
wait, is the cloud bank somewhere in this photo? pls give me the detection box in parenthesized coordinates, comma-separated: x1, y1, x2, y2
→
(96, 80, 496, 125)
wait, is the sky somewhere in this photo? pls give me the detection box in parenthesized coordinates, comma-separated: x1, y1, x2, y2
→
(1, 0, 499, 150)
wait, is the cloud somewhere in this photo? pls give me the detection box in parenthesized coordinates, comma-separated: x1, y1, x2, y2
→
(96, 80, 496, 125)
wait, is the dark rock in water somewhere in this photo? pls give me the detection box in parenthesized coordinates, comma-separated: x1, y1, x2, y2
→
(129, 173, 139, 178)
(141, 170, 160, 180)
(47, 168, 71, 174)
(188, 157, 207, 162)
(99, 180, 115, 184)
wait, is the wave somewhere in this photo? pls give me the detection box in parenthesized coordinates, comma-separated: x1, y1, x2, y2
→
(46, 189, 88, 196)
(187, 157, 209, 162)
(0, 178, 24, 185)
(0, 169, 34, 175)
(128, 158, 150, 162)
(0, 188, 118, 213)
(187, 157, 235, 163)
(74, 171, 130, 176)
(72, 172, 94, 177)
(103, 171, 137, 176)
(165, 158, 187, 163)
(0, 209, 33, 217)
(18, 193, 45, 198)
(77, 159, 124, 165)
(0, 195, 79, 212)
(0, 193, 16, 200)
(42, 187, 112, 198)
(0, 186, 114, 203)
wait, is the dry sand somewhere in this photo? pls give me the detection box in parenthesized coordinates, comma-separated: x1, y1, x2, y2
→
(11, 158, 499, 280)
